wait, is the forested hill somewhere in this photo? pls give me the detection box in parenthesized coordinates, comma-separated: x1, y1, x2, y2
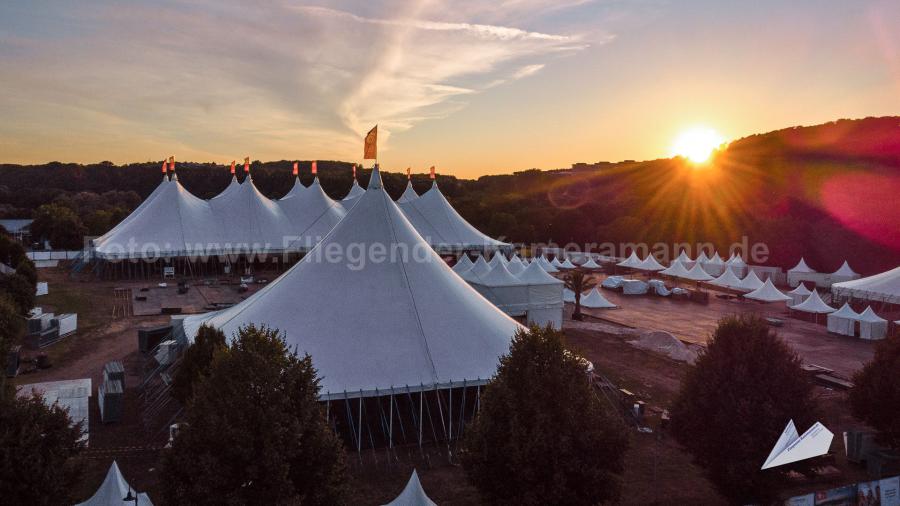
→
(1, 117, 898, 274)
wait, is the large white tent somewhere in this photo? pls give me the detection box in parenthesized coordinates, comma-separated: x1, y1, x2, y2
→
(340, 178, 366, 210)
(832, 266, 900, 305)
(383, 470, 436, 506)
(76, 461, 153, 506)
(827, 303, 860, 336)
(278, 177, 346, 251)
(396, 181, 510, 254)
(208, 174, 296, 253)
(178, 166, 521, 399)
(397, 181, 420, 204)
(858, 307, 888, 340)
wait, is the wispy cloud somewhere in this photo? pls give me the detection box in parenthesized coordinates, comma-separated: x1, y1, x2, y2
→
(0, 0, 603, 163)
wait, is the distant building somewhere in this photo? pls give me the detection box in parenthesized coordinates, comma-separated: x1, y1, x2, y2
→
(0, 219, 33, 243)
(570, 161, 614, 172)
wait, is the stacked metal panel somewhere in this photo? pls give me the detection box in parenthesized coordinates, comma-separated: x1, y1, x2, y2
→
(98, 377, 123, 423)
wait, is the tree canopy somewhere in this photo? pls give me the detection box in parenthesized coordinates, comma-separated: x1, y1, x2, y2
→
(170, 324, 227, 405)
(160, 324, 348, 505)
(670, 315, 820, 504)
(851, 336, 900, 449)
(30, 203, 87, 250)
(462, 325, 628, 505)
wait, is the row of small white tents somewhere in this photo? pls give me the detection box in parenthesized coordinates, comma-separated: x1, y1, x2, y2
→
(93, 168, 509, 260)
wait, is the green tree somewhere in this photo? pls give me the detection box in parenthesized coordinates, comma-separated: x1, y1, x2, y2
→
(0, 295, 24, 398)
(30, 203, 87, 250)
(0, 273, 35, 315)
(0, 392, 85, 505)
(170, 324, 227, 405)
(15, 259, 38, 288)
(670, 315, 820, 504)
(160, 324, 348, 505)
(487, 212, 516, 240)
(563, 269, 596, 321)
(0, 234, 28, 267)
(851, 336, 900, 448)
(462, 325, 628, 505)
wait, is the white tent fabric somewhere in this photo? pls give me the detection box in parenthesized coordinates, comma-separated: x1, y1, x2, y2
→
(832, 266, 900, 305)
(466, 262, 530, 316)
(397, 181, 510, 253)
(622, 279, 649, 295)
(488, 251, 509, 268)
(580, 257, 601, 270)
(514, 260, 564, 328)
(208, 174, 296, 253)
(76, 461, 153, 506)
(451, 254, 474, 275)
(832, 261, 858, 278)
(464, 255, 493, 281)
(788, 283, 813, 306)
(683, 263, 715, 282)
(580, 287, 617, 308)
(791, 290, 835, 314)
(340, 179, 366, 210)
(278, 177, 347, 251)
(696, 250, 711, 264)
(636, 255, 666, 271)
(701, 252, 726, 276)
(550, 256, 563, 268)
(827, 303, 860, 336)
(383, 470, 436, 506)
(710, 268, 743, 290)
(563, 288, 576, 303)
(674, 250, 693, 266)
(93, 175, 169, 247)
(617, 252, 642, 269)
(737, 270, 765, 292)
(180, 166, 521, 399)
(537, 256, 558, 273)
(559, 258, 577, 269)
(601, 276, 625, 289)
(280, 176, 307, 200)
(660, 261, 692, 278)
(789, 258, 816, 274)
(93, 175, 225, 259)
(397, 182, 419, 203)
(858, 307, 888, 340)
(506, 256, 526, 276)
(744, 279, 792, 303)
(648, 279, 672, 296)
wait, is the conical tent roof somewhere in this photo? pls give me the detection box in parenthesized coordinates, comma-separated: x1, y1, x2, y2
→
(76, 461, 153, 506)
(832, 266, 900, 304)
(683, 263, 714, 281)
(791, 290, 835, 314)
(710, 268, 743, 289)
(213, 175, 243, 201)
(706, 252, 724, 265)
(280, 176, 307, 200)
(452, 254, 474, 275)
(858, 306, 887, 323)
(538, 256, 558, 273)
(488, 251, 508, 268)
(660, 261, 691, 278)
(581, 257, 601, 270)
(550, 256, 563, 268)
(788, 283, 812, 296)
(339, 179, 366, 212)
(181, 167, 520, 398)
(208, 174, 295, 253)
(727, 254, 747, 267)
(93, 176, 224, 259)
(696, 250, 711, 263)
(830, 302, 860, 320)
(278, 177, 347, 251)
(617, 251, 641, 268)
(580, 287, 617, 309)
(831, 261, 858, 277)
(517, 259, 563, 285)
(737, 270, 765, 292)
(675, 250, 693, 264)
(397, 181, 510, 252)
(637, 255, 665, 271)
(383, 470, 436, 506)
(470, 261, 525, 287)
(506, 256, 526, 276)
(92, 175, 169, 249)
(744, 279, 792, 303)
(790, 257, 815, 273)
(397, 181, 419, 203)
(559, 258, 577, 269)
(469, 255, 492, 278)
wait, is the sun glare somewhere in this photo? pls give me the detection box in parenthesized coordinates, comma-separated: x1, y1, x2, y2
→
(671, 127, 725, 163)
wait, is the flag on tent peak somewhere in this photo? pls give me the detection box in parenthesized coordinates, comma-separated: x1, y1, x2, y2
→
(352, 163, 357, 179)
(244, 157, 250, 172)
(292, 161, 298, 176)
(161, 161, 167, 174)
(430, 166, 435, 179)
(364, 125, 377, 159)
(168, 156, 175, 171)
(407, 167, 411, 180)
(312, 160, 317, 175)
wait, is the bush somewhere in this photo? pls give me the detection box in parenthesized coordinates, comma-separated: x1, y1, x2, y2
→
(851, 336, 900, 448)
(160, 324, 348, 505)
(462, 325, 628, 505)
(0, 273, 35, 315)
(670, 315, 820, 504)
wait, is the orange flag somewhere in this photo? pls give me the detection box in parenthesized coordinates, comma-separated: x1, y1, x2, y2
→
(244, 157, 250, 173)
(363, 125, 377, 159)
(168, 156, 175, 171)
(430, 166, 435, 179)
(162, 161, 167, 174)
(311, 160, 317, 175)
(406, 167, 411, 180)
(292, 161, 298, 176)
(352, 164, 357, 179)
(230, 160, 236, 174)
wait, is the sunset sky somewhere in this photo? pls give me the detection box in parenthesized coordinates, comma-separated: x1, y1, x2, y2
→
(1, 0, 898, 178)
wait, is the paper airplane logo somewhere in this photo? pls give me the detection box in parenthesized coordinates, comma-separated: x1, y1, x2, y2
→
(761, 419, 834, 470)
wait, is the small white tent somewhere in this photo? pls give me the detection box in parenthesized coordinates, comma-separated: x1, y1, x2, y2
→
(710, 268, 743, 290)
(580, 288, 617, 309)
(636, 255, 666, 272)
(467, 262, 530, 316)
(674, 250, 694, 268)
(383, 470, 436, 506)
(660, 261, 691, 278)
(563, 288, 576, 303)
(506, 256, 526, 276)
(76, 461, 153, 506)
(559, 258, 577, 269)
(736, 270, 765, 292)
(451, 254, 474, 275)
(701, 252, 726, 276)
(516, 260, 564, 328)
(617, 251, 642, 269)
(826, 303, 860, 336)
(744, 279, 792, 303)
(683, 263, 715, 282)
(858, 307, 888, 340)
(538, 256, 559, 273)
(787, 283, 813, 307)
(791, 290, 835, 315)
(787, 257, 817, 287)
(580, 257, 601, 270)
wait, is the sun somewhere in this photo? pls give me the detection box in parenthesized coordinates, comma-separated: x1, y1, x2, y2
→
(671, 127, 725, 163)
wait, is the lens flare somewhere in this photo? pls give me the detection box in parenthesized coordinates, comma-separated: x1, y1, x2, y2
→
(671, 127, 726, 163)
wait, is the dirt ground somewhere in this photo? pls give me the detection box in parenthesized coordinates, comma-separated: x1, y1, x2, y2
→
(15, 267, 885, 505)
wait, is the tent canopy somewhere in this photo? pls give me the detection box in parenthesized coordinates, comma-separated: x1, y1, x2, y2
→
(397, 181, 419, 203)
(383, 470, 436, 506)
(832, 266, 900, 305)
(788, 283, 812, 296)
(636, 255, 666, 271)
(683, 263, 714, 281)
(832, 261, 858, 277)
(660, 261, 691, 278)
(744, 279, 792, 303)
(580, 288, 617, 309)
(180, 166, 520, 399)
(737, 270, 765, 292)
(76, 461, 153, 506)
(789, 257, 816, 274)
(710, 268, 743, 290)
(617, 251, 642, 269)
(791, 290, 835, 314)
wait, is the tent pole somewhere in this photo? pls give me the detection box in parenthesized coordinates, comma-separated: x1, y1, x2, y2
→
(389, 390, 394, 450)
(358, 395, 362, 454)
(419, 389, 423, 450)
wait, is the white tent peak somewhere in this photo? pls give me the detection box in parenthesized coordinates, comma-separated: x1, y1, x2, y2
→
(832, 261, 858, 277)
(790, 257, 816, 274)
(830, 302, 860, 319)
(383, 470, 436, 506)
(744, 279, 792, 303)
(398, 181, 419, 203)
(792, 290, 835, 314)
(858, 306, 886, 323)
(580, 288, 617, 309)
(76, 460, 153, 506)
(787, 283, 812, 296)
